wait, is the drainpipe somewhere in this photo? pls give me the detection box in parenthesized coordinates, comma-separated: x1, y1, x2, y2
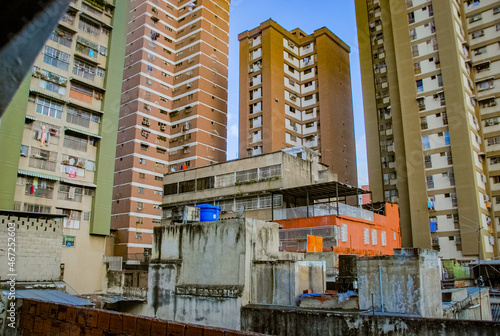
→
(272, 264, 276, 305)
(379, 265, 384, 313)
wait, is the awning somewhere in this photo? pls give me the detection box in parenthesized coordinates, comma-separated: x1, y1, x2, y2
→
(18, 170, 60, 181)
(25, 115, 37, 121)
(29, 89, 68, 103)
(61, 178, 97, 188)
(67, 102, 103, 114)
(69, 77, 106, 92)
(80, 294, 145, 305)
(64, 126, 101, 139)
(3, 289, 93, 306)
(478, 96, 496, 101)
(271, 181, 370, 200)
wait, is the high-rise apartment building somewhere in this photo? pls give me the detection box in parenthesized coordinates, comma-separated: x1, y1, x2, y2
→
(355, 0, 500, 259)
(112, 0, 230, 263)
(238, 20, 357, 186)
(0, 0, 127, 293)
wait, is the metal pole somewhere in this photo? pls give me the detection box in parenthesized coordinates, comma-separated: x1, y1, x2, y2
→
(306, 190, 310, 218)
(336, 183, 339, 216)
(379, 265, 384, 313)
(271, 192, 274, 221)
(372, 293, 375, 316)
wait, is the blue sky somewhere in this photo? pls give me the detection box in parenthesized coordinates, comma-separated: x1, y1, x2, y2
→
(225, 0, 369, 186)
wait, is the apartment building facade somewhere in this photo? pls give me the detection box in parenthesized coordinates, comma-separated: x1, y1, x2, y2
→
(112, 0, 230, 264)
(0, 0, 127, 293)
(355, 0, 500, 259)
(238, 20, 357, 186)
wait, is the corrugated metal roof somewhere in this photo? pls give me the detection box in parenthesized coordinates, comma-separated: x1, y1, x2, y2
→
(3, 290, 93, 306)
(61, 178, 97, 188)
(17, 169, 60, 181)
(272, 181, 370, 199)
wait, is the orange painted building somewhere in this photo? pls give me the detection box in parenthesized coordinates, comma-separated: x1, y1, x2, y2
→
(277, 203, 401, 256)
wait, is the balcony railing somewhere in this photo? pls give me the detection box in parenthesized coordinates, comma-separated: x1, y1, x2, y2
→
(274, 203, 374, 222)
(57, 191, 83, 202)
(29, 157, 57, 171)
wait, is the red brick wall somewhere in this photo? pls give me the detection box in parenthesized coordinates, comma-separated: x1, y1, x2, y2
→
(18, 299, 261, 336)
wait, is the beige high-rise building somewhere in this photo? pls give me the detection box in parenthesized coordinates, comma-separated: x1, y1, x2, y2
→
(238, 20, 357, 186)
(112, 0, 230, 264)
(355, 0, 500, 259)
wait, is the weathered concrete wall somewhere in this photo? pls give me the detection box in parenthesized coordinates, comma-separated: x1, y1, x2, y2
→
(0, 214, 62, 282)
(145, 218, 324, 330)
(241, 304, 500, 336)
(357, 248, 443, 318)
(296, 261, 325, 294)
(443, 288, 492, 321)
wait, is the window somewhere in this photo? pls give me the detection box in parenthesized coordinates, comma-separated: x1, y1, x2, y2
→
(83, 211, 91, 221)
(140, 158, 146, 165)
(67, 106, 91, 128)
(469, 14, 482, 23)
(477, 79, 494, 91)
(63, 133, 87, 152)
(422, 136, 430, 150)
(197, 176, 215, 191)
(79, 17, 100, 36)
(288, 65, 295, 73)
(341, 224, 348, 242)
(363, 228, 370, 245)
(136, 217, 143, 224)
(444, 132, 450, 145)
(20, 145, 28, 157)
(137, 202, 144, 211)
(304, 68, 312, 75)
(490, 156, 500, 164)
(62, 236, 75, 247)
(164, 183, 177, 195)
(48, 28, 73, 47)
(372, 229, 377, 245)
(85, 160, 96, 171)
(179, 180, 196, 193)
(416, 79, 423, 93)
(138, 187, 144, 194)
(381, 231, 387, 246)
(43, 46, 70, 70)
(427, 175, 434, 188)
(408, 12, 415, 24)
(35, 97, 63, 119)
(474, 47, 487, 55)
(155, 176, 163, 181)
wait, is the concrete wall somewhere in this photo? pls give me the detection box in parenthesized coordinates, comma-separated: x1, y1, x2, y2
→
(241, 304, 500, 336)
(357, 248, 443, 318)
(0, 214, 63, 282)
(143, 218, 323, 330)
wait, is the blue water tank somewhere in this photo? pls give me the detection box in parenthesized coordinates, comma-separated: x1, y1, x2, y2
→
(196, 204, 221, 222)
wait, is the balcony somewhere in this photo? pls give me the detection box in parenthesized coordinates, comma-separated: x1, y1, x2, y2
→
(29, 157, 57, 171)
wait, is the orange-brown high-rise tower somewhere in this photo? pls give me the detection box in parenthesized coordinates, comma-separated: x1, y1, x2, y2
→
(238, 19, 357, 186)
(112, 0, 230, 264)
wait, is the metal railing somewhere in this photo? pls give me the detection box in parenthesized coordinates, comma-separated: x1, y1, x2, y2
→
(274, 203, 374, 222)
